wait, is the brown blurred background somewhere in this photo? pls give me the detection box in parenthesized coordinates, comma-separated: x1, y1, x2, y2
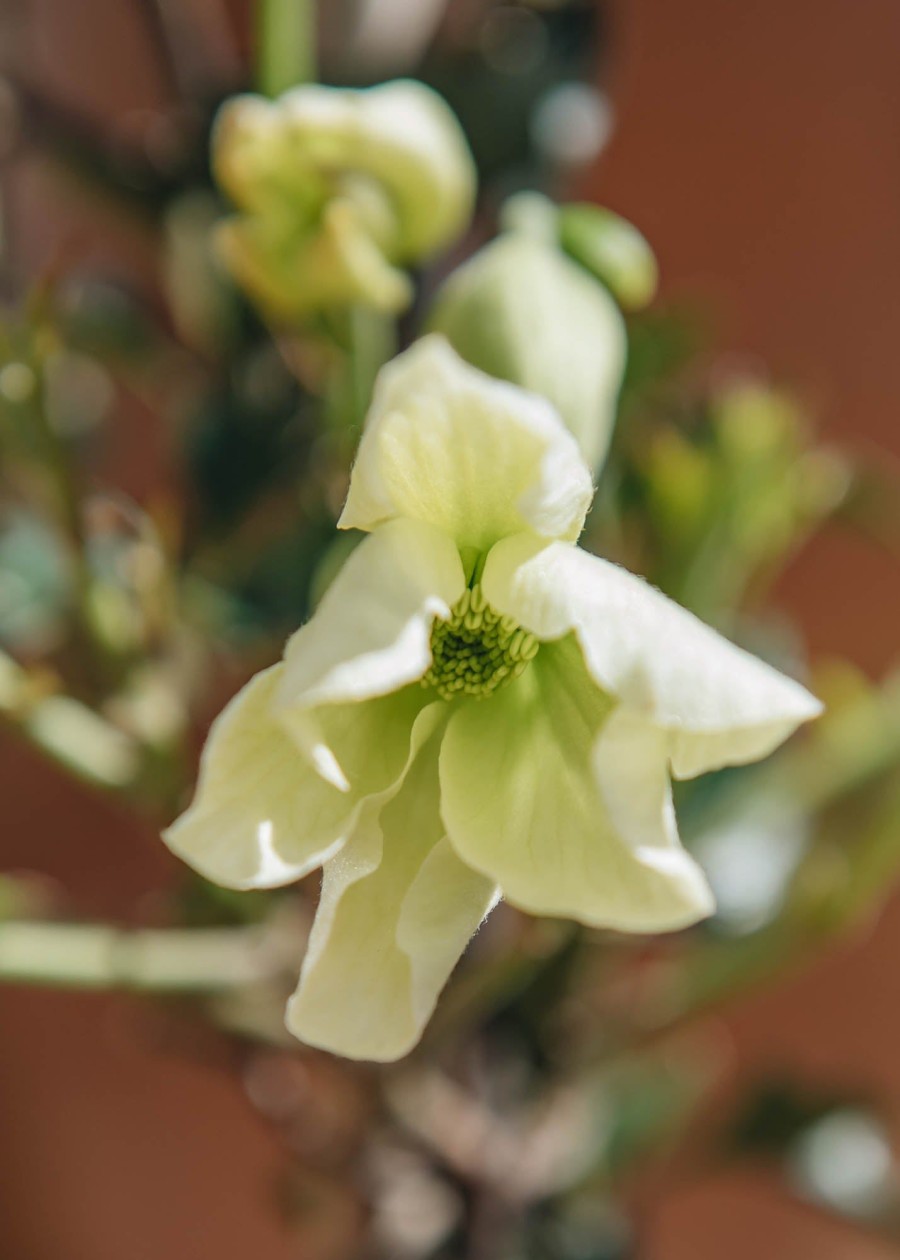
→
(1, 1, 900, 1257)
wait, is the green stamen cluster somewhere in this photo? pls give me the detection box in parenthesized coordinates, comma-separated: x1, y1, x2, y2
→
(422, 584, 539, 702)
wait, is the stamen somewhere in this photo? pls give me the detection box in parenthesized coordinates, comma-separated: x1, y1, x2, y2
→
(422, 583, 539, 702)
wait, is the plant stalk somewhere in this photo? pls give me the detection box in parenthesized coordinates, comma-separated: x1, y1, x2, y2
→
(256, 0, 316, 97)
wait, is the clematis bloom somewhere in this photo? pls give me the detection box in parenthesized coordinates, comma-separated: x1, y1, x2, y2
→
(164, 337, 821, 1061)
(212, 81, 475, 321)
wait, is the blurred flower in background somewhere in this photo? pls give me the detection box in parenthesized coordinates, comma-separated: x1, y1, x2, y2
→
(213, 80, 476, 322)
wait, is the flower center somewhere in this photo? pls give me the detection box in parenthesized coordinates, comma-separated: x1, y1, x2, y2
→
(422, 584, 538, 702)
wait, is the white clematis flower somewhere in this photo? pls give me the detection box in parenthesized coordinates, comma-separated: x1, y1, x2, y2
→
(163, 336, 822, 1061)
(212, 81, 476, 321)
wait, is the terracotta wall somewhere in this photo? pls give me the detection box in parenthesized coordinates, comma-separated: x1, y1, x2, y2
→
(594, 0, 900, 676)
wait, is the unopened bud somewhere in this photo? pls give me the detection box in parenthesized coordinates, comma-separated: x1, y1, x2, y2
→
(428, 234, 626, 470)
(211, 81, 476, 322)
(559, 203, 658, 311)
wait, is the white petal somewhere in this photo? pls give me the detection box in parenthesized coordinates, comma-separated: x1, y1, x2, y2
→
(276, 516, 465, 715)
(440, 637, 713, 931)
(482, 535, 822, 777)
(286, 713, 496, 1061)
(163, 666, 351, 889)
(339, 337, 594, 550)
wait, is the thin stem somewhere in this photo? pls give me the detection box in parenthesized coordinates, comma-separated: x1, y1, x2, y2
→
(0, 920, 291, 992)
(255, 0, 316, 97)
(0, 695, 141, 793)
(347, 305, 395, 425)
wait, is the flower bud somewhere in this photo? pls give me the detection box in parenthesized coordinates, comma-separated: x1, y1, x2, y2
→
(211, 81, 476, 322)
(427, 234, 626, 471)
(558, 203, 658, 311)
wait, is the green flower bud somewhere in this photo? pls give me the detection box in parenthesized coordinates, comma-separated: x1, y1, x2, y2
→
(427, 234, 626, 471)
(211, 80, 476, 322)
(559, 203, 658, 311)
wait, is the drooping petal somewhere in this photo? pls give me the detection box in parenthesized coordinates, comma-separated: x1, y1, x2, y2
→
(482, 535, 822, 777)
(281, 79, 476, 262)
(164, 667, 431, 891)
(212, 93, 300, 214)
(217, 197, 413, 321)
(287, 712, 497, 1061)
(591, 707, 714, 913)
(302, 197, 412, 313)
(338, 337, 594, 550)
(282, 684, 430, 795)
(214, 81, 475, 261)
(277, 516, 465, 717)
(440, 637, 713, 930)
(162, 667, 350, 889)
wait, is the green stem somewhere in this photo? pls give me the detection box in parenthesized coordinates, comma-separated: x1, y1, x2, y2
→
(318, 306, 395, 456)
(255, 0, 316, 97)
(0, 920, 288, 992)
(346, 305, 395, 427)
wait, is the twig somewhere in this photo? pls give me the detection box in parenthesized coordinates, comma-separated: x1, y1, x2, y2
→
(0, 919, 293, 992)
(256, 0, 316, 97)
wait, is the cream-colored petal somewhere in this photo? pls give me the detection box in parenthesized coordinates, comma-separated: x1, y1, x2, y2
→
(162, 667, 350, 890)
(440, 637, 713, 930)
(282, 80, 476, 260)
(276, 516, 465, 717)
(339, 337, 594, 549)
(304, 198, 412, 312)
(482, 535, 822, 777)
(286, 712, 496, 1061)
(213, 215, 304, 322)
(285, 684, 432, 800)
(428, 235, 627, 471)
(212, 82, 474, 321)
(212, 93, 301, 214)
(591, 707, 714, 917)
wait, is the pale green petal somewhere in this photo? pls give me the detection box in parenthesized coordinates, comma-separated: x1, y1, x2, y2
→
(482, 535, 822, 777)
(287, 712, 496, 1061)
(299, 198, 412, 313)
(428, 235, 627, 470)
(282, 683, 431, 796)
(214, 217, 304, 322)
(277, 516, 465, 717)
(162, 667, 350, 890)
(281, 80, 474, 260)
(276, 518, 460, 804)
(339, 337, 594, 549)
(212, 94, 300, 214)
(591, 707, 714, 917)
(440, 638, 713, 930)
(217, 201, 412, 320)
(212, 82, 474, 320)
(214, 82, 475, 260)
